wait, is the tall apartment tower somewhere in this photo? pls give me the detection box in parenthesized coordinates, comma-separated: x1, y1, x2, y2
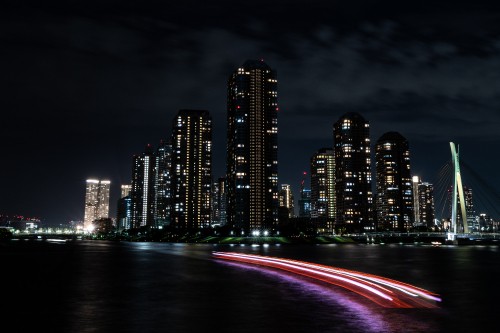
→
(375, 132, 413, 231)
(84, 179, 111, 231)
(171, 109, 212, 230)
(310, 148, 335, 232)
(226, 59, 279, 234)
(412, 176, 435, 229)
(121, 185, 132, 198)
(333, 112, 373, 233)
(447, 185, 474, 232)
(211, 177, 228, 227)
(154, 140, 172, 227)
(298, 190, 312, 218)
(463, 187, 475, 231)
(131, 144, 156, 228)
(117, 190, 132, 231)
(117, 184, 132, 230)
(279, 184, 295, 220)
(96, 180, 110, 222)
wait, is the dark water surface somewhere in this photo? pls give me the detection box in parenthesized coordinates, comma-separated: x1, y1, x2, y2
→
(2, 240, 498, 332)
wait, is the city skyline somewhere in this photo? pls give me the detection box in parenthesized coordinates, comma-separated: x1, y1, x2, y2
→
(2, 1, 500, 225)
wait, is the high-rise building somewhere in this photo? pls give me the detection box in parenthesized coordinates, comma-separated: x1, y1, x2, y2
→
(447, 185, 474, 232)
(297, 171, 311, 219)
(84, 180, 100, 231)
(84, 179, 111, 231)
(131, 144, 156, 228)
(310, 148, 335, 232)
(298, 188, 311, 218)
(463, 187, 475, 231)
(478, 213, 494, 231)
(171, 109, 212, 230)
(117, 184, 132, 231)
(226, 59, 279, 234)
(154, 140, 172, 227)
(279, 184, 295, 219)
(96, 180, 110, 223)
(412, 176, 435, 229)
(412, 176, 421, 226)
(375, 132, 413, 231)
(421, 187, 436, 230)
(116, 196, 132, 231)
(211, 177, 228, 227)
(121, 185, 132, 198)
(333, 112, 373, 233)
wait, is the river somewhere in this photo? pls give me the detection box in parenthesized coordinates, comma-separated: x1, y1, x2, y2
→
(1, 240, 498, 332)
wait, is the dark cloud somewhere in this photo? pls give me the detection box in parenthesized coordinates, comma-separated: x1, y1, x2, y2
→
(1, 1, 500, 224)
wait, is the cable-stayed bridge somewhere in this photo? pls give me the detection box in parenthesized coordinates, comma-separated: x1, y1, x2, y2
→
(432, 142, 500, 240)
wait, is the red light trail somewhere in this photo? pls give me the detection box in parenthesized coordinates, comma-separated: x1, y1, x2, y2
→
(213, 252, 441, 308)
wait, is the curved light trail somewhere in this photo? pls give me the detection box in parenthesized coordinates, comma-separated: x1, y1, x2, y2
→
(213, 251, 441, 308)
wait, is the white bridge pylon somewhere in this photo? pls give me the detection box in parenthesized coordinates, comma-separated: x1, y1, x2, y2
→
(449, 142, 469, 240)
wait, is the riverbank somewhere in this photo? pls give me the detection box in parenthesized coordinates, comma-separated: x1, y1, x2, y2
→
(171, 234, 357, 245)
(6, 231, 500, 246)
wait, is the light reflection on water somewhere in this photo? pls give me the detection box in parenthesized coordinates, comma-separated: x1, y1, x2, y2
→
(216, 259, 442, 333)
(2, 241, 499, 332)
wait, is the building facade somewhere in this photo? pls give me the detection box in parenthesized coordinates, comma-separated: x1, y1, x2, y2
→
(412, 176, 435, 229)
(117, 184, 132, 231)
(154, 140, 172, 228)
(131, 144, 156, 228)
(310, 148, 335, 232)
(226, 59, 279, 234)
(447, 185, 475, 232)
(298, 188, 311, 218)
(84, 179, 111, 231)
(171, 109, 212, 230)
(117, 196, 132, 231)
(279, 184, 295, 219)
(333, 112, 373, 233)
(211, 177, 228, 227)
(121, 184, 132, 198)
(375, 132, 413, 231)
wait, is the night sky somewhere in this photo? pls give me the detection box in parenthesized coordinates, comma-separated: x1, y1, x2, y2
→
(2, 1, 500, 226)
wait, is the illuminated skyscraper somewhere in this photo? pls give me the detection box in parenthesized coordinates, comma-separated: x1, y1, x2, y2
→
(298, 189, 311, 218)
(212, 177, 228, 227)
(117, 184, 132, 231)
(84, 180, 100, 230)
(116, 196, 132, 231)
(226, 59, 279, 234)
(375, 132, 413, 231)
(96, 180, 110, 221)
(171, 109, 212, 230)
(121, 185, 132, 198)
(447, 185, 474, 232)
(84, 179, 111, 231)
(131, 144, 156, 228)
(154, 140, 172, 227)
(333, 112, 373, 233)
(463, 187, 475, 231)
(412, 176, 435, 229)
(279, 184, 295, 218)
(310, 148, 335, 232)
